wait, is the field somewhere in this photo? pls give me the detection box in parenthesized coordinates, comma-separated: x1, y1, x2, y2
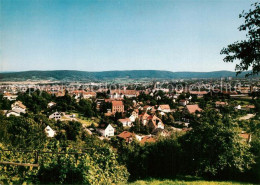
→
(68, 112, 99, 127)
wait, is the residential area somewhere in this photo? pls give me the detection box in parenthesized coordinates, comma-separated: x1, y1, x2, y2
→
(1, 79, 259, 144)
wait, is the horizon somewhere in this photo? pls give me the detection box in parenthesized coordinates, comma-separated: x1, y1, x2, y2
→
(0, 69, 239, 73)
(1, 0, 255, 72)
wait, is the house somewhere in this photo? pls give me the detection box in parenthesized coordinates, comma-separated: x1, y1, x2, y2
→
(11, 101, 26, 114)
(11, 101, 26, 110)
(112, 101, 124, 113)
(83, 92, 97, 99)
(215, 101, 228, 107)
(179, 99, 188, 106)
(110, 90, 139, 99)
(118, 131, 134, 143)
(140, 135, 156, 144)
(189, 91, 208, 98)
(47, 90, 65, 97)
(237, 86, 251, 94)
(3, 92, 18, 101)
(117, 131, 141, 143)
(139, 112, 150, 126)
(118, 118, 133, 127)
(47, 101, 56, 108)
(11, 107, 26, 115)
(235, 105, 241, 110)
(185, 104, 202, 114)
(97, 124, 114, 137)
(129, 114, 137, 122)
(129, 110, 138, 122)
(70, 90, 95, 99)
(147, 115, 164, 130)
(45, 126, 56, 138)
(49, 111, 62, 120)
(157, 104, 171, 113)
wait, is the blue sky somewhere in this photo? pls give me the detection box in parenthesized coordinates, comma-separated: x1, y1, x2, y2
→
(0, 0, 256, 72)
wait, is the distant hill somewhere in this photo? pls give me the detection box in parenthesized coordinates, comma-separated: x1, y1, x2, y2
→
(0, 70, 254, 81)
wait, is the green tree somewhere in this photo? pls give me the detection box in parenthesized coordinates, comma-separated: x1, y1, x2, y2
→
(180, 120, 255, 178)
(1, 116, 46, 149)
(78, 99, 94, 117)
(221, 2, 260, 76)
(0, 94, 12, 110)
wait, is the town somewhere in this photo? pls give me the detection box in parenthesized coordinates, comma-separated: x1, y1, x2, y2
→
(0, 77, 259, 184)
(1, 78, 259, 143)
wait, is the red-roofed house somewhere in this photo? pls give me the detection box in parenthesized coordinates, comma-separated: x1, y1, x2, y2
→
(215, 101, 228, 107)
(3, 92, 18, 101)
(117, 131, 142, 143)
(147, 115, 164, 130)
(140, 135, 156, 144)
(157, 104, 171, 113)
(189, 91, 208, 98)
(185, 104, 202, 114)
(112, 101, 124, 113)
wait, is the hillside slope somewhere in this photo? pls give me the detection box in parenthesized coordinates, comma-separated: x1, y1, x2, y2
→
(0, 70, 251, 81)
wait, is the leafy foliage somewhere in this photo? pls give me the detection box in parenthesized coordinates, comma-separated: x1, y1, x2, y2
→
(221, 2, 260, 76)
(180, 121, 254, 178)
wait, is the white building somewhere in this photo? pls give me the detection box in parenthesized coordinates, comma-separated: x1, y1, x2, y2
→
(3, 93, 18, 101)
(97, 124, 114, 137)
(118, 118, 133, 127)
(49, 112, 62, 120)
(179, 99, 188, 106)
(47, 102, 56, 108)
(11, 101, 26, 114)
(129, 110, 138, 122)
(235, 105, 241, 110)
(45, 126, 56, 138)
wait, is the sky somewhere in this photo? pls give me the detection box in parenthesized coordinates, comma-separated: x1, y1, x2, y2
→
(0, 0, 256, 72)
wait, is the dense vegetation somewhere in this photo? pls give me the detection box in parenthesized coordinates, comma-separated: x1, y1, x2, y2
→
(0, 87, 259, 184)
(112, 110, 259, 183)
(0, 111, 129, 184)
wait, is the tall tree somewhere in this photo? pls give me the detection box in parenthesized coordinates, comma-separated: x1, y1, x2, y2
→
(180, 120, 255, 178)
(221, 2, 260, 77)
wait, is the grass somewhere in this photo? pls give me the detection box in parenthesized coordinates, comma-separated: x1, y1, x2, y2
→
(126, 178, 255, 185)
(68, 112, 99, 127)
